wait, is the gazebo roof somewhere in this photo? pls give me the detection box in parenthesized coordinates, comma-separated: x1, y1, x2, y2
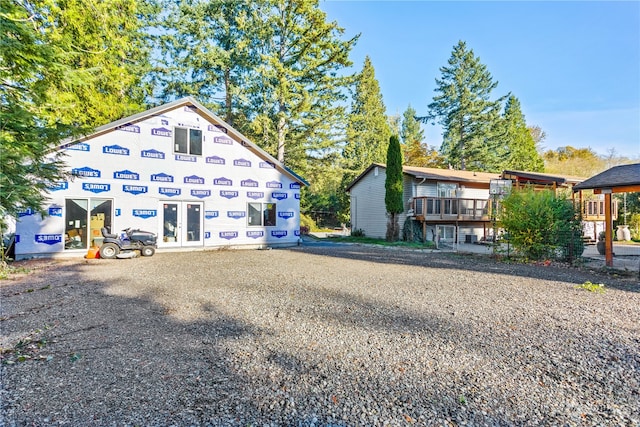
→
(573, 163, 640, 193)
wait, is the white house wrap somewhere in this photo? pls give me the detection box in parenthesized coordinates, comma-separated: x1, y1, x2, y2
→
(14, 97, 307, 259)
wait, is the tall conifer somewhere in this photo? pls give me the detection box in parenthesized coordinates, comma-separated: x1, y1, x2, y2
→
(385, 135, 404, 241)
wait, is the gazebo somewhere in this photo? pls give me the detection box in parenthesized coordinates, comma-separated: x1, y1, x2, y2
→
(573, 163, 640, 267)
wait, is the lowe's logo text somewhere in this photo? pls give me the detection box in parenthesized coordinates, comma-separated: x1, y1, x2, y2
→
(278, 211, 294, 219)
(191, 189, 211, 198)
(227, 211, 246, 219)
(114, 170, 140, 180)
(151, 173, 173, 182)
(123, 185, 148, 195)
(83, 183, 110, 193)
(234, 158, 251, 167)
(49, 207, 63, 217)
(271, 230, 288, 238)
(205, 211, 219, 219)
(247, 191, 264, 200)
(272, 192, 288, 200)
(247, 231, 264, 239)
(290, 183, 301, 189)
(67, 143, 90, 151)
(184, 175, 204, 184)
(220, 190, 238, 199)
(141, 149, 165, 159)
(175, 154, 196, 162)
(103, 145, 130, 155)
(209, 124, 227, 133)
(206, 156, 225, 165)
(151, 127, 171, 137)
(133, 209, 157, 219)
(72, 167, 100, 178)
(35, 234, 63, 245)
(48, 182, 68, 191)
(116, 124, 140, 133)
(259, 162, 275, 169)
(266, 181, 282, 189)
(214, 177, 232, 186)
(220, 231, 238, 240)
(159, 187, 181, 196)
(241, 179, 258, 187)
(213, 136, 232, 144)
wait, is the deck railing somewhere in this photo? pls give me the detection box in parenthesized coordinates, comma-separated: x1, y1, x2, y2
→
(412, 197, 491, 221)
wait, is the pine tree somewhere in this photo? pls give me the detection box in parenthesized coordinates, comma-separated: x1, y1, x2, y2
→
(385, 135, 404, 241)
(500, 95, 544, 171)
(343, 56, 391, 173)
(401, 105, 446, 167)
(427, 41, 505, 171)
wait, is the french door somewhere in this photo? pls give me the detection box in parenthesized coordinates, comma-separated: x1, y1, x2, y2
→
(160, 201, 203, 247)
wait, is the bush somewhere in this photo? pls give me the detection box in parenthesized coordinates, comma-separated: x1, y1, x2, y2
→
(351, 228, 365, 237)
(300, 213, 318, 232)
(498, 188, 584, 262)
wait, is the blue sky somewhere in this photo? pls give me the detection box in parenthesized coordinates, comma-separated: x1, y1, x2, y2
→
(319, 1, 640, 159)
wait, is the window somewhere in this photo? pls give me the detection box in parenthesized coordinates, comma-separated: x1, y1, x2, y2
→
(174, 127, 202, 155)
(247, 203, 276, 226)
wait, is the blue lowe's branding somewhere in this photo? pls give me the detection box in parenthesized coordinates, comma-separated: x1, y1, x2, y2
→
(191, 189, 211, 198)
(82, 183, 110, 193)
(133, 209, 157, 219)
(141, 149, 165, 159)
(204, 232, 211, 239)
(18, 208, 33, 217)
(114, 170, 140, 180)
(219, 231, 238, 240)
(206, 156, 225, 165)
(213, 136, 232, 145)
(290, 183, 301, 189)
(49, 206, 63, 217)
(151, 173, 174, 182)
(210, 124, 228, 133)
(227, 211, 246, 219)
(116, 123, 140, 133)
(103, 144, 130, 155)
(175, 154, 196, 162)
(259, 162, 275, 169)
(220, 190, 238, 199)
(72, 167, 100, 178)
(183, 106, 197, 113)
(233, 158, 251, 167)
(294, 230, 301, 237)
(295, 193, 301, 200)
(247, 230, 264, 239)
(151, 127, 172, 137)
(266, 181, 282, 189)
(241, 179, 258, 187)
(115, 208, 121, 216)
(272, 192, 287, 200)
(159, 187, 181, 197)
(213, 177, 232, 186)
(205, 210, 219, 219)
(66, 143, 90, 151)
(160, 118, 169, 125)
(48, 182, 68, 191)
(278, 211, 294, 220)
(184, 175, 204, 184)
(247, 191, 264, 200)
(35, 234, 63, 245)
(271, 230, 287, 238)
(123, 185, 148, 195)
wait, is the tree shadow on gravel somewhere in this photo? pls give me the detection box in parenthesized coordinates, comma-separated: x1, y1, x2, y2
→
(288, 244, 640, 293)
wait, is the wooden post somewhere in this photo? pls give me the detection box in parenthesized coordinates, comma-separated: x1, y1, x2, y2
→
(605, 192, 613, 267)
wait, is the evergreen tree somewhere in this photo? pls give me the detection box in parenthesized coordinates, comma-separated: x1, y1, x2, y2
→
(401, 105, 424, 148)
(500, 95, 544, 171)
(343, 56, 391, 173)
(385, 135, 404, 241)
(427, 41, 505, 171)
(400, 105, 446, 167)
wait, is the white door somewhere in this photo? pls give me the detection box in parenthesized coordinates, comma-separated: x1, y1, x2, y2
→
(160, 201, 203, 247)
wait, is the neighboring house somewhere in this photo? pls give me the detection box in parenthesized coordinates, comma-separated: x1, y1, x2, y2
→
(347, 163, 609, 244)
(14, 97, 307, 260)
(346, 163, 501, 244)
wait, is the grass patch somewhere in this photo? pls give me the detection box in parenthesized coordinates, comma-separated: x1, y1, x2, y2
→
(327, 235, 436, 249)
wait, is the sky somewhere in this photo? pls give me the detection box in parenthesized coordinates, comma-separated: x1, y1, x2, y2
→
(319, 0, 640, 159)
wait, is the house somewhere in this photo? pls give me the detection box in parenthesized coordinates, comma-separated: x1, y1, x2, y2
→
(14, 97, 307, 260)
(346, 163, 501, 244)
(347, 163, 609, 245)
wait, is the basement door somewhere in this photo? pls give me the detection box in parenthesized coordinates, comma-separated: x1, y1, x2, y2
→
(159, 201, 203, 247)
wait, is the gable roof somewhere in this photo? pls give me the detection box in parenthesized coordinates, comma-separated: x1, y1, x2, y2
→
(346, 163, 501, 191)
(59, 96, 309, 186)
(573, 163, 640, 193)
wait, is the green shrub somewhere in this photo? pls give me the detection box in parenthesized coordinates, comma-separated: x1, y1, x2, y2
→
(351, 228, 365, 237)
(300, 213, 318, 232)
(498, 188, 584, 261)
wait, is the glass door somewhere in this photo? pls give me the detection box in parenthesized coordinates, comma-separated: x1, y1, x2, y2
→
(160, 201, 203, 247)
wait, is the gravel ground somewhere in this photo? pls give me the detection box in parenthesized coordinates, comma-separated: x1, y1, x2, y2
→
(1, 244, 639, 426)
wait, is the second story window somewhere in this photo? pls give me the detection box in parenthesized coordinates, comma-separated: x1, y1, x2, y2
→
(174, 128, 202, 155)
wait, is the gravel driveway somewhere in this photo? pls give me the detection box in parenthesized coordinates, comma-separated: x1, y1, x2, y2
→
(1, 244, 639, 426)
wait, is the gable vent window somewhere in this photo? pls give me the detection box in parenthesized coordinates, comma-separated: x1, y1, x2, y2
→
(174, 128, 202, 155)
